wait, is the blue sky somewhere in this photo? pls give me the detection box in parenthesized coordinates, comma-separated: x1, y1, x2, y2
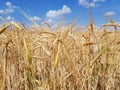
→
(0, 0, 120, 26)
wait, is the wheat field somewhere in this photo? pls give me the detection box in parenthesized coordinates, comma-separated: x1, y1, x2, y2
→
(0, 20, 120, 90)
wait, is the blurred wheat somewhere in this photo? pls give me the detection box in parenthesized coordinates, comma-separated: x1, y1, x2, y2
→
(0, 18, 120, 90)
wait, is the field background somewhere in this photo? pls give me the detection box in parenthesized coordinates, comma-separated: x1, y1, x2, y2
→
(0, 21, 120, 90)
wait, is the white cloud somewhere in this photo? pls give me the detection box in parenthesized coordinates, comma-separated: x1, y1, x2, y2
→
(0, 1, 18, 14)
(61, 5, 71, 14)
(0, 10, 4, 14)
(79, 0, 88, 5)
(93, 0, 105, 2)
(46, 18, 55, 23)
(0, 8, 14, 14)
(78, 0, 105, 8)
(45, 5, 71, 26)
(6, 16, 14, 20)
(46, 5, 71, 18)
(6, 8, 14, 13)
(30, 16, 41, 21)
(104, 11, 115, 16)
(6, 1, 18, 8)
(6, 1, 12, 8)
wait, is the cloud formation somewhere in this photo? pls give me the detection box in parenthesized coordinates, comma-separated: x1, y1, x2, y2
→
(30, 16, 41, 21)
(6, 16, 14, 20)
(6, 1, 12, 8)
(0, 8, 14, 14)
(104, 11, 115, 16)
(0, 1, 17, 14)
(78, 0, 105, 8)
(93, 0, 105, 2)
(46, 5, 71, 18)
